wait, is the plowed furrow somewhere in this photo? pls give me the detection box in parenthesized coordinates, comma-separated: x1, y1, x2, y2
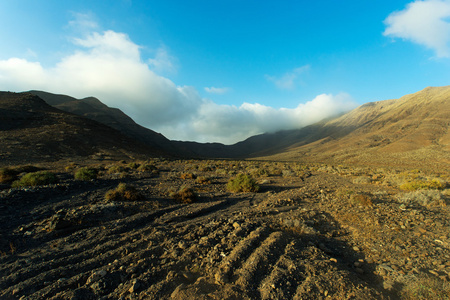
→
(259, 242, 306, 300)
(235, 231, 288, 295)
(215, 226, 270, 279)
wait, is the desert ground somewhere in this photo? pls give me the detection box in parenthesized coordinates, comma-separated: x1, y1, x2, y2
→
(1, 158, 449, 299)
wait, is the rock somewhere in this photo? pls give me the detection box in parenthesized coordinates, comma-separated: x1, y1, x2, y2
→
(128, 279, 141, 293)
(86, 269, 107, 285)
(215, 271, 229, 284)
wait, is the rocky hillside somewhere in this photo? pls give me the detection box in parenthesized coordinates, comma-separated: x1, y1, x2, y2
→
(0, 92, 165, 165)
(29, 91, 181, 156)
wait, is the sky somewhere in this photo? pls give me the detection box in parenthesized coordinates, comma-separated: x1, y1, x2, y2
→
(1, 0, 450, 144)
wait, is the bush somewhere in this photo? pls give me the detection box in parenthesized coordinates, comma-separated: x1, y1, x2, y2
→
(349, 193, 373, 207)
(74, 167, 98, 181)
(0, 167, 17, 183)
(227, 174, 259, 193)
(400, 178, 446, 191)
(180, 173, 196, 180)
(137, 163, 158, 172)
(107, 165, 126, 174)
(400, 275, 450, 300)
(127, 162, 140, 169)
(196, 176, 211, 184)
(397, 190, 445, 207)
(12, 171, 58, 187)
(105, 183, 143, 202)
(171, 186, 197, 204)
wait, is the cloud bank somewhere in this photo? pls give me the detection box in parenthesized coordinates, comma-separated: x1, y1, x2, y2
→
(0, 28, 355, 144)
(384, 0, 450, 57)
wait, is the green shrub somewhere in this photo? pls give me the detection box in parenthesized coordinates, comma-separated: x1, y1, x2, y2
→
(105, 183, 143, 201)
(12, 171, 58, 187)
(74, 167, 98, 181)
(227, 174, 259, 193)
(400, 178, 446, 191)
(107, 165, 126, 174)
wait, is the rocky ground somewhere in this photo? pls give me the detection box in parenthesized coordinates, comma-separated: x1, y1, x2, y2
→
(1, 159, 449, 299)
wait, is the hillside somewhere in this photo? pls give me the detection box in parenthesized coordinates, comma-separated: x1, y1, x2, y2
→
(0, 92, 165, 165)
(238, 86, 450, 169)
(28, 91, 181, 156)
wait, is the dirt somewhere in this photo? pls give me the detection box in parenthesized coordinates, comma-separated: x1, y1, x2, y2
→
(1, 159, 449, 299)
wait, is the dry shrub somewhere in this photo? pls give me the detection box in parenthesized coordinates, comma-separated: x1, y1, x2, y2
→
(180, 173, 196, 180)
(396, 190, 446, 207)
(353, 176, 372, 184)
(400, 275, 450, 300)
(105, 183, 143, 202)
(171, 187, 197, 204)
(0, 167, 17, 183)
(137, 163, 158, 172)
(350, 193, 373, 207)
(195, 176, 211, 184)
(227, 174, 259, 193)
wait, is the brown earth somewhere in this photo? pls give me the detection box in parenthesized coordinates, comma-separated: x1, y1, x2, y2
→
(248, 86, 450, 169)
(1, 159, 449, 299)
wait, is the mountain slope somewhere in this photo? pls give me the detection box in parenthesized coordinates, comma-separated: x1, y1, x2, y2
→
(247, 86, 450, 168)
(0, 92, 165, 165)
(28, 91, 181, 156)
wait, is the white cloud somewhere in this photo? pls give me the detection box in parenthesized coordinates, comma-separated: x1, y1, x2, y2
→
(148, 46, 178, 74)
(384, 0, 450, 57)
(0, 25, 355, 144)
(204, 86, 230, 94)
(265, 65, 310, 90)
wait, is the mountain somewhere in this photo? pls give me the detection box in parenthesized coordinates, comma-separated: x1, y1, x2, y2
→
(239, 86, 450, 169)
(0, 92, 165, 165)
(28, 91, 181, 156)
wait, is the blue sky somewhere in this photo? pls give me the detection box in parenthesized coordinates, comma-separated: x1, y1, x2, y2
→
(1, 0, 450, 143)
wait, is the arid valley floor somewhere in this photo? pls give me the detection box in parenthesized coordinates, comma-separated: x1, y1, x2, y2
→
(1, 159, 449, 299)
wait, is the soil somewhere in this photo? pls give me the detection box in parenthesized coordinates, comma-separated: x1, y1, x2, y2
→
(1, 159, 449, 299)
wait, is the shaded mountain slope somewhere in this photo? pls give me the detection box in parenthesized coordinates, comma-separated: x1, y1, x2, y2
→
(248, 86, 450, 168)
(0, 92, 165, 165)
(28, 91, 181, 156)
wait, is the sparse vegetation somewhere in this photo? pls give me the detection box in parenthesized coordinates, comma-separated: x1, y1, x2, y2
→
(74, 167, 98, 181)
(11, 171, 58, 187)
(105, 183, 143, 201)
(227, 173, 259, 193)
